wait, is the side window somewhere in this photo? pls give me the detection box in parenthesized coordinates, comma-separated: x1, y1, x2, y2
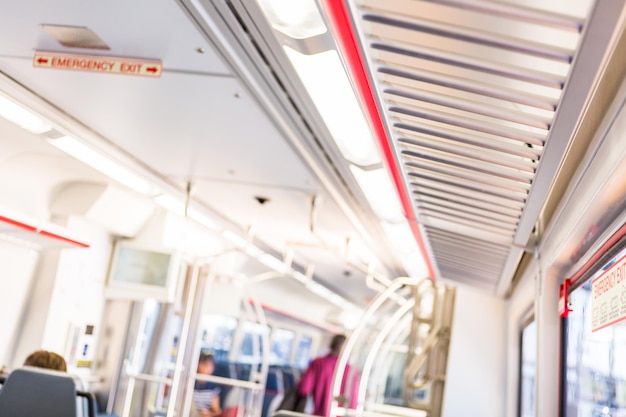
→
(200, 314, 238, 363)
(294, 335, 313, 370)
(563, 248, 626, 417)
(238, 321, 270, 365)
(520, 317, 537, 417)
(270, 328, 295, 366)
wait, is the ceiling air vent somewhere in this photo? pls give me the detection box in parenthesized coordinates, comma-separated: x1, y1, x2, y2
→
(40, 24, 110, 50)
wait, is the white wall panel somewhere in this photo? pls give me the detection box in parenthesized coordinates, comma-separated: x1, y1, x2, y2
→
(0, 240, 38, 368)
(443, 285, 506, 417)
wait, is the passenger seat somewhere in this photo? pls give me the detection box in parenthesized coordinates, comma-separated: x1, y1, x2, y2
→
(0, 366, 97, 417)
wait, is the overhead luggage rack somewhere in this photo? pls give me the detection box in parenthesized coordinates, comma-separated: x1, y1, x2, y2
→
(326, 0, 626, 294)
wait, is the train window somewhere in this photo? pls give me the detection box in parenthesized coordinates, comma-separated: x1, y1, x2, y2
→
(519, 318, 537, 417)
(563, 248, 626, 417)
(269, 328, 295, 366)
(293, 335, 313, 369)
(238, 322, 270, 365)
(200, 315, 238, 363)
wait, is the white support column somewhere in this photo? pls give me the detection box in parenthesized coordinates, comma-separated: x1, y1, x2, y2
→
(535, 266, 561, 417)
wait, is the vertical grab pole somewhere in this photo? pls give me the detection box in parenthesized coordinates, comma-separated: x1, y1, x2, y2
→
(166, 261, 201, 417)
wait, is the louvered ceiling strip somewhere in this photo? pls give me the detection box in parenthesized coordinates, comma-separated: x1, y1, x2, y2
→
(434, 260, 503, 278)
(389, 106, 548, 145)
(437, 264, 499, 287)
(388, 97, 551, 137)
(385, 89, 552, 130)
(379, 69, 558, 110)
(362, 14, 574, 63)
(403, 155, 534, 186)
(339, 0, 624, 295)
(431, 240, 510, 260)
(421, 206, 518, 231)
(426, 231, 510, 256)
(416, 198, 520, 225)
(422, 217, 514, 244)
(431, 246, 509, 265)
(422, 211, 516, 237)
(407, 172, 527, 204)
(372, 43, 566, 89)
(395, 125, 544, 160)
(415, 190, 522, 219)
(432, 252, 505, 275)
(398, 138, 538, 172)
(433, 252, 508, 273)
(510, 1, 626, 250)
(358, 0, 584, 32)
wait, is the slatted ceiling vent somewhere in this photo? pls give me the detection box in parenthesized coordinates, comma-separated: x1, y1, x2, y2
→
(344, 0, 615, 293)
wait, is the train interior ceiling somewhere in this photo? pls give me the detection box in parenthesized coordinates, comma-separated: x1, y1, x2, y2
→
(0, 0, 626, 417)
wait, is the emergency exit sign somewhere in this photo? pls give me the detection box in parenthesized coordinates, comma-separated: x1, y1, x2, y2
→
(592, 253, 626, 331)
(33, 51, 162, 78)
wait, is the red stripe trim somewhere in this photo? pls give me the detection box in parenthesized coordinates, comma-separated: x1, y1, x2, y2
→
(38, 230, 90, 248)
(0, 215, 89, 248)
(319, 0, 436, 279)
(252, 300, 340, 333)
(567, 222, 626, 286)
(0, 215, 38, 232)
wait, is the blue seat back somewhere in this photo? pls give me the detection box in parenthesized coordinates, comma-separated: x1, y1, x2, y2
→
(262, 368, 285, 417)
(211, 361, 238, 406)
(0, 367, 77, 417)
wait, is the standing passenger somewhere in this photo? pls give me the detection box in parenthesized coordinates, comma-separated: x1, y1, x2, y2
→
(297, 334, 353, 417)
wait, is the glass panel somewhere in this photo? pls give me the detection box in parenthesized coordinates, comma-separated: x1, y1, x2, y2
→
(269, 328, 295, 366)
(520, 320, 537, 417)
(200, 315, 238, 363)
(564, 248, 626, 417)
(293, 335, 313, 370)
(383, 348, 407, 406)
(238, 322, 270, 365)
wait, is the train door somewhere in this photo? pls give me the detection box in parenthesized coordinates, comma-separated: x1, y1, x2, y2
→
(102, 257, 268, 417)
(562, 242, 626, 417)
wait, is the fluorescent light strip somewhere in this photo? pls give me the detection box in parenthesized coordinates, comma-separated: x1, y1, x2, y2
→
(0, 94, 52, 134)
(284, 47, 381, 166)
(47, 136, 159, 196)
(350, 166, 404, 223)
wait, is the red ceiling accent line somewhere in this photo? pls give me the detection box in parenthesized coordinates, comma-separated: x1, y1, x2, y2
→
(247, 299, 341, 333)
(319, 0, 436, 279)
(38, 230, 90, 248)
(0, 215, 90, 248)
(0, 215, 38, 232)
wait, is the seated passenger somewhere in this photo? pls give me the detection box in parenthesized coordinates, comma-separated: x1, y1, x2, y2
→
(21, 349, 117, 417)
(194, 352, 222, 417)
(23, 349, 67, 372)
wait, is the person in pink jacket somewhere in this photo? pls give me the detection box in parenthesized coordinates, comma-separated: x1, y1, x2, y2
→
(297, 334, 356, 417)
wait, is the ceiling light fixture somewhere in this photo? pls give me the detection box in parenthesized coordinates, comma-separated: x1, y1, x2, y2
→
(350, 166, 405, 223)
(0, 93, 52, 134)
(256, 0, 327, 39)
(255, 1, 425, 284)
(47, 135, 159, 196)
(284, 46, 381, 167)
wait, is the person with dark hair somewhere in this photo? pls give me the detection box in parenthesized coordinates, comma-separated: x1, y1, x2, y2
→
(297, 334, 352, 417)
(193, 351, 222, 417)
(23, 350, 67, 372)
